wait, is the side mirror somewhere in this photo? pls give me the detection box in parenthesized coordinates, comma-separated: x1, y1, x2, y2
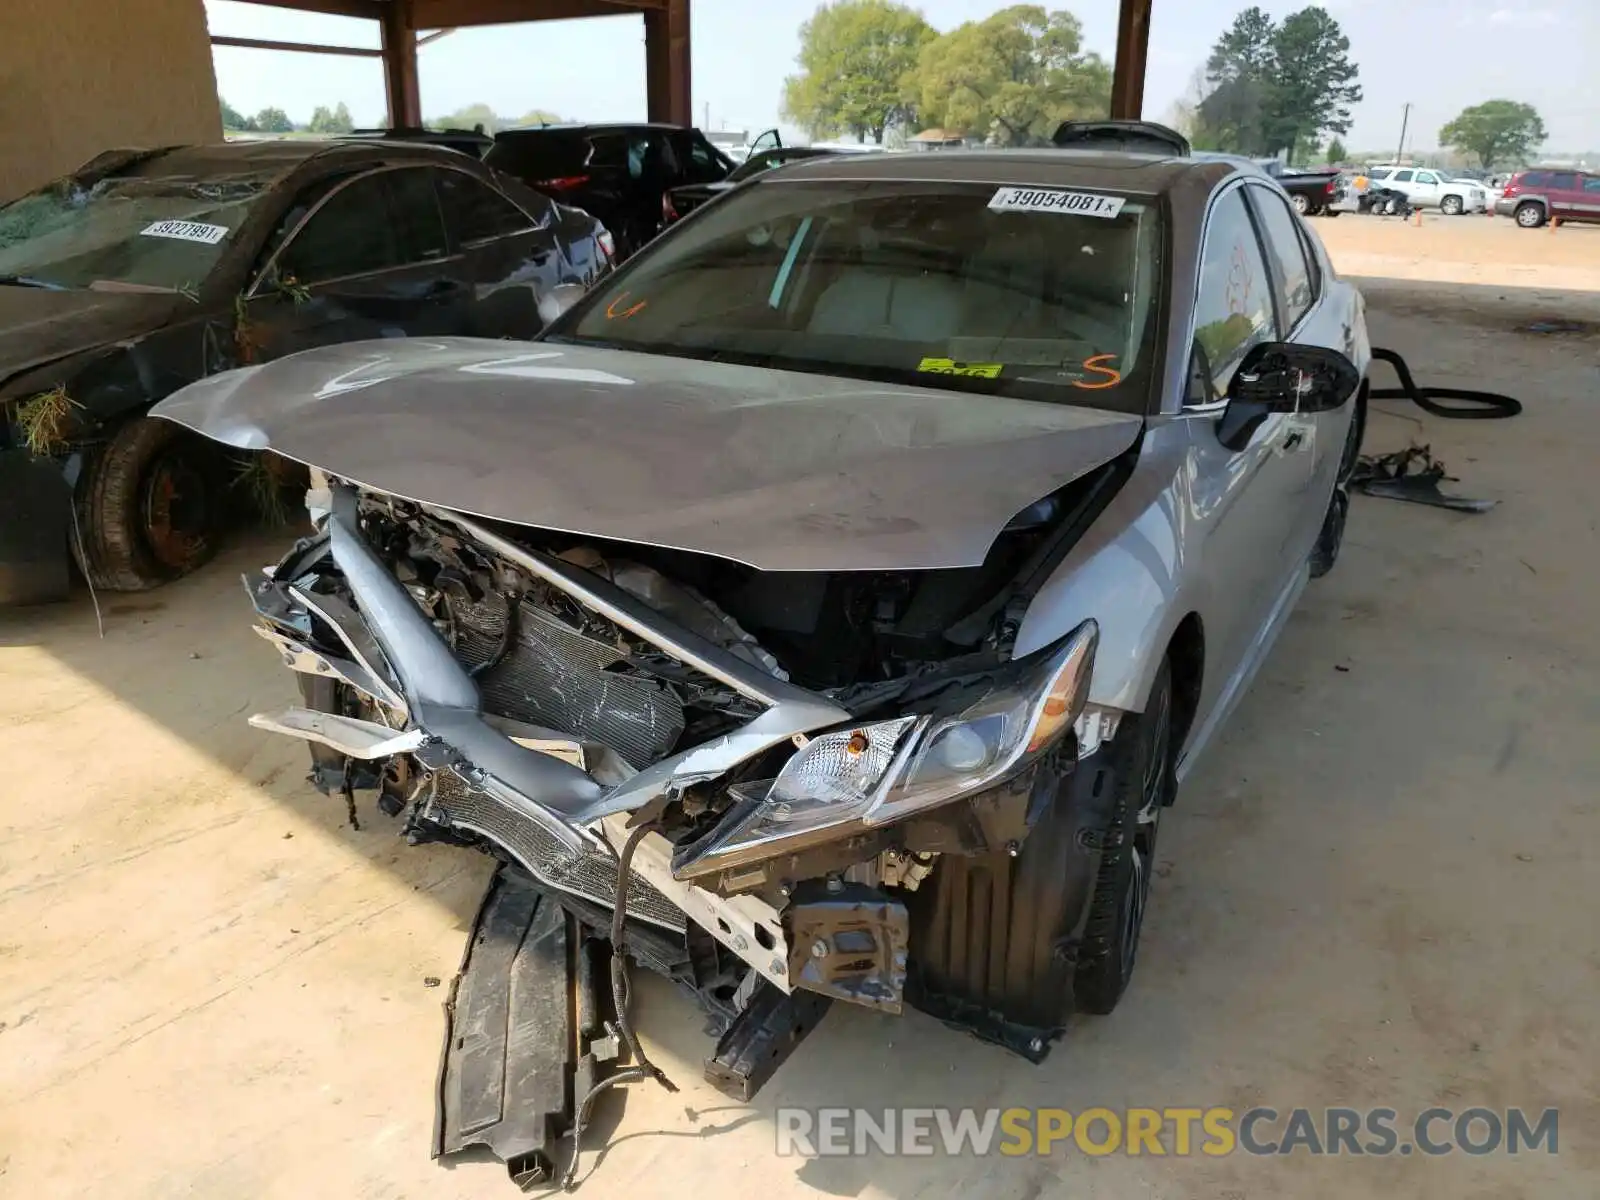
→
(1216, 341, 1359, 450)
(537, 282, 586, 327)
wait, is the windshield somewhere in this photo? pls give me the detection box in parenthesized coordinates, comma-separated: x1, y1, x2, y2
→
(0, 174, 264, 293)
(555, 179, 1161, 412)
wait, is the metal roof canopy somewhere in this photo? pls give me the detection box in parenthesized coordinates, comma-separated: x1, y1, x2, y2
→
(225, 0, 689, 129)
(224, 0, 1149, 135)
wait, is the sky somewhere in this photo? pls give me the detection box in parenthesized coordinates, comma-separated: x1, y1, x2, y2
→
(206, 0, 1599, 153)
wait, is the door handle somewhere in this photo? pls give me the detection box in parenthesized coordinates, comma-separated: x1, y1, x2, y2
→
(1282, 429, 1305, 451)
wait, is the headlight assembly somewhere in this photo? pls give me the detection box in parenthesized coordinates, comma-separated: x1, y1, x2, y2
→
(672, 620, 1098, 878)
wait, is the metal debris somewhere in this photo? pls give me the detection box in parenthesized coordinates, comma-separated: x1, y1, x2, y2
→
(1352, 445, 1496, 513)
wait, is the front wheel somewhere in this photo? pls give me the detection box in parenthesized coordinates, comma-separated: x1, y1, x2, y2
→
(72, 417, 226, 591)
(1440, 195, 1463, 216)
(1291, 193, 1310, 215)
(1074, 659, 1175, 1014)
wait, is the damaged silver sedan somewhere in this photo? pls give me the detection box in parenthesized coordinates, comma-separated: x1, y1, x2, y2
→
(153, 135, 1367, 1183)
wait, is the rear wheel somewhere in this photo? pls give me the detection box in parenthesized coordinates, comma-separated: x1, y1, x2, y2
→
(72, 417, 226, 591)
(1441, 194, 1464, 216)
(1290, 193, 1310, 215)
(1515, 201, 1546, 229)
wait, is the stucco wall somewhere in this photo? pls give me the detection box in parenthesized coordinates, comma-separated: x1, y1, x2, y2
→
(0, 0, 220, 200)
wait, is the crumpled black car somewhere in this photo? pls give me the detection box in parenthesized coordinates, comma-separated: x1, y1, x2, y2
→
(0, 139, 612, 604)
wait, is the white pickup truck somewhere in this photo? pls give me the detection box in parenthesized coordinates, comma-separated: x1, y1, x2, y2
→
(1365, 167, 1487, 215)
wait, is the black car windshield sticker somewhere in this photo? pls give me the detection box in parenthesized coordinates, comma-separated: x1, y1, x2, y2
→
(987, 188, 1126, 219)
(139, 220, 230, 245)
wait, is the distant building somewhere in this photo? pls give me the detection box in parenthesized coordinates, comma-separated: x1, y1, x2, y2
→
(909, 128, 967, 152)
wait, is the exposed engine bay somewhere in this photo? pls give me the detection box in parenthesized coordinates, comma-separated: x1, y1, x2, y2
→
(244, 467, 1123, 1185)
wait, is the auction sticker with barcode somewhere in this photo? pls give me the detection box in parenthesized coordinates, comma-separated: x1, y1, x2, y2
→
(988, 188, 1125, 219)
(140, 220, 230, 245)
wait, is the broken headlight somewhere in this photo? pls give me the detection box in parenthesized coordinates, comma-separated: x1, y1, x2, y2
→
(673, 620, 1097, 877)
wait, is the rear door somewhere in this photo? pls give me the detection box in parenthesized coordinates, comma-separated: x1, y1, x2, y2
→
(1548, 172, 1583, 221)
(434, 166, 564, 336)
(1387, 168, 1417, 201)
(246, 165, 469, 359)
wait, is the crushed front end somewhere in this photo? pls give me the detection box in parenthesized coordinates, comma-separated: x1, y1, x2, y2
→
(246, 479, 1113, 1144)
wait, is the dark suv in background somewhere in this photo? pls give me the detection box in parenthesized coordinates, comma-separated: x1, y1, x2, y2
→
(487, 123, 740, 255)
(1497, 168, 1600, 228)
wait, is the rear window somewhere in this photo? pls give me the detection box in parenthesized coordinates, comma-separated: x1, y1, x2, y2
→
(1518, 171, 1548, 187)
(485, 132, 588, 181)
(554, 178, 1162, 413)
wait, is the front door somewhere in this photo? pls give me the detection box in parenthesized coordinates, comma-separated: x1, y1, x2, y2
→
(245, 166, 472, 361)
(1185, 186, 1315, 687)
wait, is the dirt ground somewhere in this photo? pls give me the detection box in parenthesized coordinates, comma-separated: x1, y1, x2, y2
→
(3, 214, 1599, 1199)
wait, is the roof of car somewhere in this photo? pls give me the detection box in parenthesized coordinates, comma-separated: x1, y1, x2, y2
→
(110, 139, 466, 180)
(765, 149, 1241, 197)
(496, 122, 688, 138)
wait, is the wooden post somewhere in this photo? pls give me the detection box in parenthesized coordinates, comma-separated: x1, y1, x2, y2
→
(381, 0, 422, 129)
(1109, 0, 1153, 121)
(644, 0, 691, 125)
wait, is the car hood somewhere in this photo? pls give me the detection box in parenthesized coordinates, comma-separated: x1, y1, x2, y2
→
(152, 337, 1143, 571)
(0, 287, 185, 389)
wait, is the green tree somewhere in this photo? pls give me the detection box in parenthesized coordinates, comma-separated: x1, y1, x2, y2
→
(430, 102, 501, 133)
(910, 5, 1110, 147)
(1439, 100, 1547, 168)
(1195, 5, 1361, 157)
(1267, 7, 1361, 160)
(516, 108, 568, 127)
(1325, 136, 1346, 165)
(218, 96, 253, 131)
(253, 107, 293, 133)
(1196, 6, 1277, 153)
(782, 0, 936, 143)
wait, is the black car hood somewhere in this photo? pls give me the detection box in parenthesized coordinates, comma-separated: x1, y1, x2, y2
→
(0, 287, 185, 389)
(152, 338, 1143, 571)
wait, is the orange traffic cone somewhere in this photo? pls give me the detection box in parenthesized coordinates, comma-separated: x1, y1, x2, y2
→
(1413, 207, 1423, 226)
(1550, 217, 1560, 233)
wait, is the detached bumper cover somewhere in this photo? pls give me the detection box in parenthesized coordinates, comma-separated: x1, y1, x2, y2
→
(0, 449, 72, 605)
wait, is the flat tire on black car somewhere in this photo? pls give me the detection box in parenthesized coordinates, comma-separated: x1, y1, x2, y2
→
(1291, 193, 1310, 215)
(1073, 658, 1174, 1015)
(72, 416, 225, 591)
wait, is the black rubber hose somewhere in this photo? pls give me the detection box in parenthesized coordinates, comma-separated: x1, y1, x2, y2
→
(1368, 346, 1522, 419)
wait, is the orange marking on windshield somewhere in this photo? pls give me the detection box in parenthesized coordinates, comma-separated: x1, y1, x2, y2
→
(1072, 354, 1123, 390)
(605, 291, 647, 320)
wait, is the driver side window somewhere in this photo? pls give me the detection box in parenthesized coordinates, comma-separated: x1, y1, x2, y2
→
(1192, 189, 1277, 400)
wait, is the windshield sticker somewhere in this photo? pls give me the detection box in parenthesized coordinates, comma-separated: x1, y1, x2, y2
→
(918, 357, 1003, 379)
(139, 220, 230, 245)
(987, 188, 1125, 220)
(1071, 353, 1124, 390)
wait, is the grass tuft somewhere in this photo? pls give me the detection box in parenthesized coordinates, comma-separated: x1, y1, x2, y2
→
(15, 385, 79, 455)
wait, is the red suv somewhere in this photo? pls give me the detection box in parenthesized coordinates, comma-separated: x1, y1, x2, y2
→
(1496, 169, 1600, 228)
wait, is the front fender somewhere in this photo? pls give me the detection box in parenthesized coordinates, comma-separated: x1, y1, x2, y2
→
(1014, 424, 1201, 715)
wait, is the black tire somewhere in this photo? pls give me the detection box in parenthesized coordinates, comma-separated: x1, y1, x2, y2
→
(1441, 194, 1463, 216)
(1322, 208, 1341, 218)
(1515, 201, 1546, 229)
(1290, 193, 1310, 215)
(1310, 392, 1365, 579)
(72, 416, 226, 591)
(1074, 659, 1175, 1015)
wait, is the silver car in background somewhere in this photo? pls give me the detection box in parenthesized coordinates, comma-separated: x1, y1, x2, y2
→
(153, 138, 1369, 1122)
